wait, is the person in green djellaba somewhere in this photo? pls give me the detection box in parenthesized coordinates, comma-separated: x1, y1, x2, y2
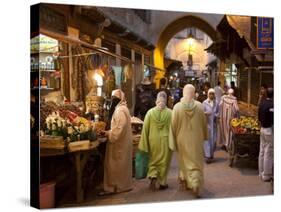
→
(138, 91, 172, 190)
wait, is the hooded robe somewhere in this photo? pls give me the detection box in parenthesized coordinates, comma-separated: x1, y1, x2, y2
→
(138, 106, 172, 185)
(169, 98, 208, 190)
(104, 89, 133, 193)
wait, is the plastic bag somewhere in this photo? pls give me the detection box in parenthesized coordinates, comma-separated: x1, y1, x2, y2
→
(135, 150, 149, 179)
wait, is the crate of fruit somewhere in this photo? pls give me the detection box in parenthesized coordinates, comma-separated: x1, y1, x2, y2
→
(231, 116, 260, 135)
(40, 135, 66, 149)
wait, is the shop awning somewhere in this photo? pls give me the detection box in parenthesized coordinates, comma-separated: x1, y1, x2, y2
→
(40, 28, 164, 71)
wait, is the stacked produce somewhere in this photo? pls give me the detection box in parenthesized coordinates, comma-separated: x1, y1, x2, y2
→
(58, 109, 79, 123)
(231, 116, 260, 134)
(40, 101, 59, 127)
(44, 112, 98, 142)
(40, 101, 83, 127)
(58, 103, 82, 116)
(41, 100, 109, 142)
(93, 121, 106, 136)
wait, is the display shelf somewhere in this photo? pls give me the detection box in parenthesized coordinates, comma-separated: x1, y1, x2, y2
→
(31, 87, 56, 91)
(31, 51, 58, 55)
(39, 69, 57, 72)
(31, 69, 58, 72)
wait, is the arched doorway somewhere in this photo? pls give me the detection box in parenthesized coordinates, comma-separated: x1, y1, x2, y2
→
(153, 15, 217, 86)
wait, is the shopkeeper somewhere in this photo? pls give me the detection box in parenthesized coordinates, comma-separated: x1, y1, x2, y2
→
(99, 89, 133, 196)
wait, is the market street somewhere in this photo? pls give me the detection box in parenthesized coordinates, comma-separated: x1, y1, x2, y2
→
(31, 4, 274, 209)
(59, 149, 272, 207)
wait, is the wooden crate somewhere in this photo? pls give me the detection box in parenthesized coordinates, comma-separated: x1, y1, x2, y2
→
(40, 135, 65, 149)
(68, 140, 90, 152)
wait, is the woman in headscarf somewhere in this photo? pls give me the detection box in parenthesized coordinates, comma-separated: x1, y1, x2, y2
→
(169, 84, 208, 197)
(99, 89, 133, 196)
(202, 88, 219, 164)
(138, 91, 172, 190)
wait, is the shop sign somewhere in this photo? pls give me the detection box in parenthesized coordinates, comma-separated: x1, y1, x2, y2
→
(184, 69, 195, 77)
(257, 17, 274, 49)
(31, 34, 58, 53)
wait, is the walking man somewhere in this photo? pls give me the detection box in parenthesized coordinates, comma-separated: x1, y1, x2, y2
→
(169, 84, 208, 197)
(202, 88, 219, 163)
(139, 91, 172, 190)
(219, 88, 239, 150)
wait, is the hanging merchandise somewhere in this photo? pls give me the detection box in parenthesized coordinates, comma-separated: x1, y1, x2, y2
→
(72, 46, 88, 101)
(85, 95, 105, 118)
(104, 67, 116, 98)
(121, 64, 133, 108)
(88, 53, 102, 70)
(100, 62, 109, 78)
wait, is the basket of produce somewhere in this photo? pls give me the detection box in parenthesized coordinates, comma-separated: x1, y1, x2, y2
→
(231, 116, 260, 136)
(92, 121, 106, 136)
(229, 116, 261, 167)
(131, 117, 143, 134)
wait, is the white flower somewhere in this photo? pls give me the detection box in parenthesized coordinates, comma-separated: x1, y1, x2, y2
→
(52, 123, 57, 131)
(79, 124, 85, 133)
(45, 117, 50, 124)
(68, 126, 74, 134)
(57, 117, 62, 127)
(62, 120, 66, 128)
(47, 122, 51, 130)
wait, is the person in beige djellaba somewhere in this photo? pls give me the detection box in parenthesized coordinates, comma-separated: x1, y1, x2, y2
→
(169, 84, 208, 197)
(99, 89, 133, 196)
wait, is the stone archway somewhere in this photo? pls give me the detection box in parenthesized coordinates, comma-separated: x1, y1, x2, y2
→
(153, 15, 217, 86)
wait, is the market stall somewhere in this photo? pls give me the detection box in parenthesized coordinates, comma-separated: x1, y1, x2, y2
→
(229, 116, 260, 167)
(33, 30, 147, 206)
(39, 105, 107, 203)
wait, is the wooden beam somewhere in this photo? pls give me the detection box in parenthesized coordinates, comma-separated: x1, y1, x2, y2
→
(40, 28, 165, 72)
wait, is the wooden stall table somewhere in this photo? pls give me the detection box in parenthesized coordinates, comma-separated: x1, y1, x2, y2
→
(40, 136, 100, 204)
(67, 140, 100, 203)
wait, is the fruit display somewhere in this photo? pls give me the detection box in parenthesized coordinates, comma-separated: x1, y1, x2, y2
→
(231, 116, 260, 134)
(58, 109, 79, 123)
(40, 101, 59, 127)
(58, 103, 82, 116)
(93, 121, 106, 136)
